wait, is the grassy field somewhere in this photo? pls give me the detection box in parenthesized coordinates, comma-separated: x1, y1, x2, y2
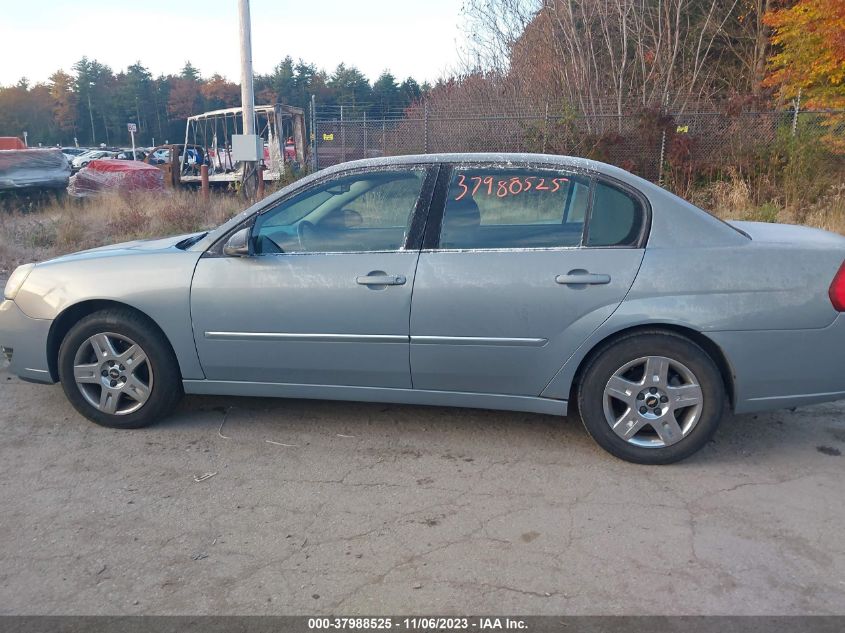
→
(689, 174, 845, 235)
(0, 191, 245, 276)
(1, 177, 844, 276)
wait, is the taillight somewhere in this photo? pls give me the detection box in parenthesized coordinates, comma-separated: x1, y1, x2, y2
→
(830, 261, 845, 311)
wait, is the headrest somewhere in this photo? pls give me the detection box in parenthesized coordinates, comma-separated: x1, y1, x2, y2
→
(444, 196, 481, 229)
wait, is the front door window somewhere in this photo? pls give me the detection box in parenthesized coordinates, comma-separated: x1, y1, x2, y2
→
(253, 170, 427, 254)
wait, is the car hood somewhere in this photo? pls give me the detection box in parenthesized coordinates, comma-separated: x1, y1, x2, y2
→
(38, 231, 206, 266)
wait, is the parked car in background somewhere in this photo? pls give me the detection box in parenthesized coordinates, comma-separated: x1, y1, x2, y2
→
(67, 159, 164, 197)
(71, 150, 117, 172)
(115, 149, 147, 161)
(61, 147, 88, 163)
(3, 153, 845, 464)
(0, 137, 27, 150)
(0, 147, 70, 195)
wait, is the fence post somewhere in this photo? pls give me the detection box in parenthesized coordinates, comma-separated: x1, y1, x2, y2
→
(310, 94, 318, 170)
(423, 101, 429, 154)
(200, 164, 209, 202)
(382, 119, 386, 155)
(792, 88, 802, 137)
(657, 94, 669, 185)
(657, 128, 667, 186)
(341, 105, 346, 163)
(542, 102, 549, 154)
(363, 111, 367, 159)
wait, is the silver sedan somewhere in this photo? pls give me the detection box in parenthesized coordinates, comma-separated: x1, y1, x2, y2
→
(3, 153, 845, 464)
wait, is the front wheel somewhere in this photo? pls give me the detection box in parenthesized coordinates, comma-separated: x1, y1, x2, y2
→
(577, 331, 725, 464)
(58, 309, 183, 429)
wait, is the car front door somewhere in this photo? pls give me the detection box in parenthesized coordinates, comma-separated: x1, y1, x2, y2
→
(409, 164, 647, 396)
(191, 165, 437, 388)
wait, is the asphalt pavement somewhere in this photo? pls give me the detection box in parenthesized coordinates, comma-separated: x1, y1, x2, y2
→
(1, 366, 844, 615)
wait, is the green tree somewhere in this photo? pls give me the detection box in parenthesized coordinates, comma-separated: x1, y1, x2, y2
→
(181, 61, 201, 81)
(73, 57, 116, 145)
(0, 84, 31, 140)
(372, 71, 400, 117)
(49, 70, 78, 141)
(114, 63, 154, 143)
(328, 63, 372, 113)
(399, 77, 423, 107)
(269, 56, 295, 102)
(0, 81, 60, 144)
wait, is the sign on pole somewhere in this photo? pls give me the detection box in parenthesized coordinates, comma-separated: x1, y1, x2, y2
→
(127, 123, 137, 160)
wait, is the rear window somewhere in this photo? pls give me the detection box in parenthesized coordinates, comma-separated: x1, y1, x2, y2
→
(586, 181, 645, 247)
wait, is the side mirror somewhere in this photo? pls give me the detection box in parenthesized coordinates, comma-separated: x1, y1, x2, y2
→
(223, 227, 251, 257)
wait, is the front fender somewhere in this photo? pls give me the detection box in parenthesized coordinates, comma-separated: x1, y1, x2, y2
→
(14, 250, 205, 380)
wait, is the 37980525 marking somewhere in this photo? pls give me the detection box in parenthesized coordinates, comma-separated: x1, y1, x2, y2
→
(454, 174, 569, 201)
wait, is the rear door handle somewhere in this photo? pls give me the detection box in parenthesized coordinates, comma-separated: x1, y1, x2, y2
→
(555, 271, 611, 285)
(356, 274, 406, 286)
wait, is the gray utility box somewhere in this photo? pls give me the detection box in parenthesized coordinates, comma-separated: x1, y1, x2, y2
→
(231, 134, 263, 162)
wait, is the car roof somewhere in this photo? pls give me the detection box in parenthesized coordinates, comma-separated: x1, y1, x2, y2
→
(319, 152, 657, 191)
(333, 152, 606, 172)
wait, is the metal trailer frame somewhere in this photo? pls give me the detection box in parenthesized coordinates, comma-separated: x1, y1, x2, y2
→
(179, 104, 306, 185)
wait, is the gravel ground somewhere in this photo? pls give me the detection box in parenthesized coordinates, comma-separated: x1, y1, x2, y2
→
(1, 365, 844, 615)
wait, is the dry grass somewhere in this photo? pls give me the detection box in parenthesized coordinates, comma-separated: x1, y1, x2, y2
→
(692, 173, 845, 233)
(0, 191, 244, 276)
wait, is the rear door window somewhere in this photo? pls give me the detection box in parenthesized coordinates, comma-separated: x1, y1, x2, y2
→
(438, 168, 590, 249)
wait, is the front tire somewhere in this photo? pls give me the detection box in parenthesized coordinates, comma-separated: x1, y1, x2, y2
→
(58, 309, 183, 429)
(577, 331, 725, 464)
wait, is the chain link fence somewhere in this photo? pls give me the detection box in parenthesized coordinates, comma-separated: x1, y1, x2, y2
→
(313, 107, 845, 186)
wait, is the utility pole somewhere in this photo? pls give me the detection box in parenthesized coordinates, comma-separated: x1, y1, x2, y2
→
(87, 91, 96, 145)
(238, 0, 258, 197)
(238, 0, 255, 138)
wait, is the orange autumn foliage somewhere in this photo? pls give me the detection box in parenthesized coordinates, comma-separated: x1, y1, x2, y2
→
(764, 0, 845, 108)
(764, 0, 845, 151)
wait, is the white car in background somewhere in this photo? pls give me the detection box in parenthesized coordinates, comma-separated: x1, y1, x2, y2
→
(71, 150, 117, 172)
(61, 147, 88, 164)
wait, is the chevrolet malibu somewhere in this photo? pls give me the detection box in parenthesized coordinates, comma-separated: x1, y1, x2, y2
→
(3, 153, 845, 464)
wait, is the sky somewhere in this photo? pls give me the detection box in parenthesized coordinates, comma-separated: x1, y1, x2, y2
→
(0, 0, 468, 86)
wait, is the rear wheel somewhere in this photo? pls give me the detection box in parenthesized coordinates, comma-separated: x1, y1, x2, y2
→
(58, 309, 182, 429)
(577, 331, 725, 464)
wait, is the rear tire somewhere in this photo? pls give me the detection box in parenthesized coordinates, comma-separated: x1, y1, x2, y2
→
(58, 308, 182, 429)
(577, 331, 725, 464)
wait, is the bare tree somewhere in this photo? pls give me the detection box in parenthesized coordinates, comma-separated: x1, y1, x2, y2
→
(461, 0, 749, 117)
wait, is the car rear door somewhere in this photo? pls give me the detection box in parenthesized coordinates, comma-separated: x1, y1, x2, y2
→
(409, 163, 647, 396)
(191, 165, 437, 388)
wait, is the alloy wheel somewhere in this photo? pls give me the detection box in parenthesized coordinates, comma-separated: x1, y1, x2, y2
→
(602, 355, 703, 448)
(72, 332, 153, 416)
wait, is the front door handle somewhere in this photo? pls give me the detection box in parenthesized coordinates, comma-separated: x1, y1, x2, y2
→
(555, 271, 611, 285)
(356, 273, 406, 286)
